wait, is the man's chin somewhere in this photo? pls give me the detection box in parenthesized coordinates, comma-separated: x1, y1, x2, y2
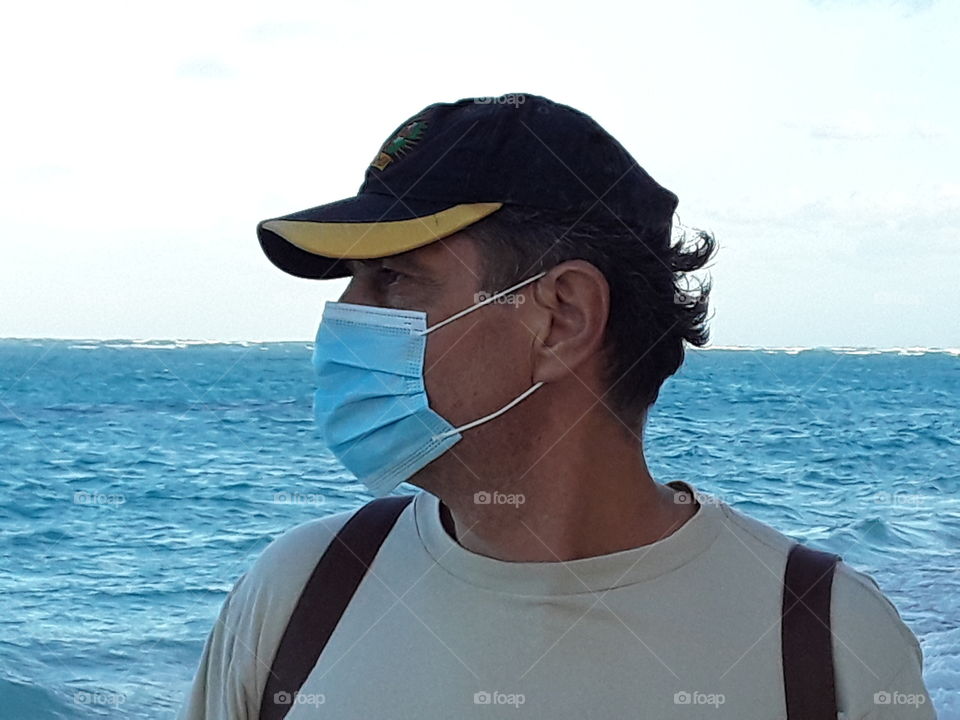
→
(403, 460, 460, 500)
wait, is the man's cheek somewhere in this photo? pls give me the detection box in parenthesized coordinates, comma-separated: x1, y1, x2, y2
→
(424, 337, 486, 423)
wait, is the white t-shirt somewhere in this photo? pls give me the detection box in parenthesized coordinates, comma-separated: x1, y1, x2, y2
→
(176, 481, 936, 719)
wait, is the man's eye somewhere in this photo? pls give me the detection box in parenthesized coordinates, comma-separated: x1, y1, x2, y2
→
(378, 267, 404, 285)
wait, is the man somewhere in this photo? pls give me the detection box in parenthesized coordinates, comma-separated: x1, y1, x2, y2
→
(178, 93, 935, 719)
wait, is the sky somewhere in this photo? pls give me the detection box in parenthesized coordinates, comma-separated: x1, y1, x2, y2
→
(1, 0, 957, 348)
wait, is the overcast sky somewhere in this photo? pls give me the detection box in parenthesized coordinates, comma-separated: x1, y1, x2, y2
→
(1, 0, 956, 348)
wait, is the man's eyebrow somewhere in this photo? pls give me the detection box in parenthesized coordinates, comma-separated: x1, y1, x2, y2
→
(343, 254, 427, 274)
(383, 252, 429, 272)
(343, 258, 379, 273)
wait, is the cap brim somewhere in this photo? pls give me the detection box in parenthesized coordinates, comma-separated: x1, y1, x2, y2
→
(257, 192, 503, 279)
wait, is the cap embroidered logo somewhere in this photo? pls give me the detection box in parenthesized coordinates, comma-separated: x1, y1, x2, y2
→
(370, 118, 429, 171)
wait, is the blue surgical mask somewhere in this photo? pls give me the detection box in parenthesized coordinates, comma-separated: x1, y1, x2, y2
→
(312, 271, 547, 498)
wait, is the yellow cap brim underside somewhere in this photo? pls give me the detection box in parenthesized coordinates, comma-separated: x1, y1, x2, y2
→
(261, 202, 504, 259)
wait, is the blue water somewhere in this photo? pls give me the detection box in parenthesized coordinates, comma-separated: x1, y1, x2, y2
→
(1, 339, 957, 719)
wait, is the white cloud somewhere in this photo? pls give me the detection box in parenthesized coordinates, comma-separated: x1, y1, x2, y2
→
(807, 0, 936, 15)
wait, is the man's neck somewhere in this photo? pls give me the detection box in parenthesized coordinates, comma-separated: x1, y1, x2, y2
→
(433, 455, 698, 563)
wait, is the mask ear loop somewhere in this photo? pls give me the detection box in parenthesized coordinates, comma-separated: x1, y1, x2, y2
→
(417, 270, 548, 337)
(424, 269, 549, 442)
(432, 381, 545, 441)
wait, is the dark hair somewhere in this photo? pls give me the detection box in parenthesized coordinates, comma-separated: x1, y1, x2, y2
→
(464, 204, 717, 433)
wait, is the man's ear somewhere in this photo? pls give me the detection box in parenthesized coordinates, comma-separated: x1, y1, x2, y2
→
(525, 259, 610, 385)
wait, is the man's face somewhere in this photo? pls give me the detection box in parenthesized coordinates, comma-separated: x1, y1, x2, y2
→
(339, 233, 543, 485)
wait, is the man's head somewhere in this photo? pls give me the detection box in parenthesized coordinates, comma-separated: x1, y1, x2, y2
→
(337, 205, 715, 443)
(257, 93, 716, 494)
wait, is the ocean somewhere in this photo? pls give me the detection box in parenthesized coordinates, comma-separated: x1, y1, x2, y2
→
(1, 339, 957, 718)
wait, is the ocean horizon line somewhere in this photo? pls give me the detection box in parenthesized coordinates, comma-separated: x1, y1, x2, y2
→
(1, 337, 958, 356)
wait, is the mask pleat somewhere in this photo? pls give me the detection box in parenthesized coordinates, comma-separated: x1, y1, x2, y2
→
(322, 391, 426, 445)
(314, 325, 421, 377)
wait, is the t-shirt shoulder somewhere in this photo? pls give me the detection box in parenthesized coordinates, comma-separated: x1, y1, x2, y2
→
(715, 499, 798, 557)
(175, 508, 357, 720)
(245, 508, 356, 599)
(715, 499, 932, 717)
(237, 506, 360, 661)
(829, 561, 933, 717)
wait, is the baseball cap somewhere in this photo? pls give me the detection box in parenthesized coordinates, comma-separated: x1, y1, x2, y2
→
(257, 92, 679, 279)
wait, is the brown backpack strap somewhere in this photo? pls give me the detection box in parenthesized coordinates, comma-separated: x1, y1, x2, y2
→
(259, 494, 414, 720)
(781, 542, 842, 720)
